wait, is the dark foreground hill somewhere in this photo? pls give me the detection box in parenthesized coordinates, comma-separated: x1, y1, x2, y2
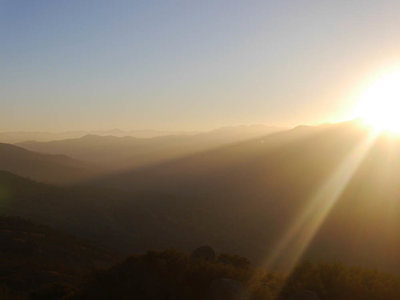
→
(73, 249, 400, 300)
(0, 143, 102, 184)
(2, 221, 400, 300)
(0, 171, 137, 251)
(0, 216, 117, 299)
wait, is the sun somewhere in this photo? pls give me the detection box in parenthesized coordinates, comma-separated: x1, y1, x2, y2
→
(355, 70, 400, 133)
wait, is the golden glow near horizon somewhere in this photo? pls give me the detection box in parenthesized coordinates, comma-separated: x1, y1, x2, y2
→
(355, 70, 400, 133)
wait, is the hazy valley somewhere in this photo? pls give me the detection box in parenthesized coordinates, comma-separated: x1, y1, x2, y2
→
(3, 2, 400, 298)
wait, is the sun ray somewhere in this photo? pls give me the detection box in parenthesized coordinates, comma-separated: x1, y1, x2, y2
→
(261, 131, 379, 276)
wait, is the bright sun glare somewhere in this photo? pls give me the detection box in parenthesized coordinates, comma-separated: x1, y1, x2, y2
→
(355, 70, 400, 133)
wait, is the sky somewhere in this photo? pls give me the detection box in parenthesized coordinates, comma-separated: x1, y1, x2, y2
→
(1, 0, 400, 131)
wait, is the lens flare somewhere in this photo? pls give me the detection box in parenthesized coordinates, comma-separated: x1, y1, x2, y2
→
(355, 70, 400, 133)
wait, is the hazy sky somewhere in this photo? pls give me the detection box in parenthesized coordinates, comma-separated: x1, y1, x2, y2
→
(1, 0, 400, 131)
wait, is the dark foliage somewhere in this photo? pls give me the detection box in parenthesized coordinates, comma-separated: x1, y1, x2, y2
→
(73, 250, 400, 300)
(73, 249, 257, 300)
(2, 218, 400, 300)
(0, 216, 117, 299)
(279, 261, 400, 300)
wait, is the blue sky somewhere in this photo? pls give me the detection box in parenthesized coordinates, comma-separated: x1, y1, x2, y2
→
(1, 0, 400, 131)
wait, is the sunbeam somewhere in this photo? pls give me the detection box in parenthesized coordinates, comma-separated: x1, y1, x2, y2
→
(262, 130, 379, 277)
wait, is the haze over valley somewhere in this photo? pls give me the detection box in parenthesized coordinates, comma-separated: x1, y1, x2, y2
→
(2, 1, 400, 299)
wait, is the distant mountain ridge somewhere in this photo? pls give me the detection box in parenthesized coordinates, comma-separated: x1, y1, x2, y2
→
(18, 125, 280, 170)
(1, 125, 278, 144)
(0, 143, 103, 184)
(0, 129, 195, 143)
